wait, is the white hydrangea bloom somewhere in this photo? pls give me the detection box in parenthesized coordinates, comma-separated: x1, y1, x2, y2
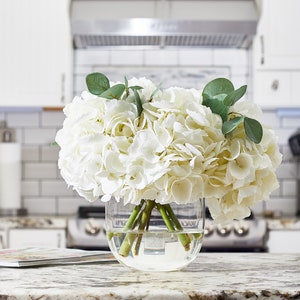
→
(56, 77, 282, 224)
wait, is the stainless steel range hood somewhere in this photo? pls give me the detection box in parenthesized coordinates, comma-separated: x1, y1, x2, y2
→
(71, 0, 259, 49)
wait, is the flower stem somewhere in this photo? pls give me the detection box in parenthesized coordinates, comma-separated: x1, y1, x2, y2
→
(133, 200, 155, 255)
(157, 203, 191, 251)
(118, 200, 145, 257)
(123, 199, 145, 230)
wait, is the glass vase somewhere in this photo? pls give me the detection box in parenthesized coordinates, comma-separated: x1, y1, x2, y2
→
(105, 198, 205, 272)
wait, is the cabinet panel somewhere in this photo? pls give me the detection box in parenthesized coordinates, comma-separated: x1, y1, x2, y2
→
(291, 72, 300, 107)
(0, 230, 7, 249)
(255, 0, 300, 69)
(8, 229, 66, 248)
(254, 71, 292, 108)
(267, 231, 300, 253)
(0, 0, 72, 107)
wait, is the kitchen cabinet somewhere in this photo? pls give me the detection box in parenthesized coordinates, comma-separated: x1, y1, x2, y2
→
(0, 0, 72, 107)
(0, 230, 7, 249)
(253, 0, 300, 108)
(254, 0, 300, 69)
(254, 71, 300, 108)
(8, 228, 66, 248)
(267, 230, 300, 253)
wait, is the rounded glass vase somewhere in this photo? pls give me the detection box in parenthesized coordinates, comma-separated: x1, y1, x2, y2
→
(105, 198, 205, 272)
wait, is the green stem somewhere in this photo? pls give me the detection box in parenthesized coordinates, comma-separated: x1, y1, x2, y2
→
(158, 203, 191, 251)
(118, 200, 145, 257)
(156, 203, 176, 231)
(133, 200, 156, 256)
(123, 200, 145, 230)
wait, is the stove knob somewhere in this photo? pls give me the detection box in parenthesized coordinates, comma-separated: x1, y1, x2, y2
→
(204, 222, 214, 237)
(85, 218, 101, 236)
(216, 224, 231, 236)
(233, 221, 249, 236)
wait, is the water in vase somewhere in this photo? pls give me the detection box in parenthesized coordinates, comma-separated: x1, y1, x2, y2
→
(107, 229, 203, 272)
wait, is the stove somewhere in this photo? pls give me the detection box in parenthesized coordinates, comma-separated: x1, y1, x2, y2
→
(67, 206, 268, 252)
(202, 209, 268, 252)
(67, 206, 108, 250)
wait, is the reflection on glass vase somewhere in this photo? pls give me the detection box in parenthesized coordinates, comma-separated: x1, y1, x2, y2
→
(105, 198, 205, 272)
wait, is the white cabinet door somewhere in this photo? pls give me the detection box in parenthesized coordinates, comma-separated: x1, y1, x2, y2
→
(267, 230, 300, 253)
(254, 0, 300, 69)
(0, 230, 7, 249)
(0, 0, 72, 107)
(253, 0, 300, 107)
(8, 229, 66, 248)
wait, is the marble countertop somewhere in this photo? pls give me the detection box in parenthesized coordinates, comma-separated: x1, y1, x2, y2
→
(266, 218, 300, 230)
(0, 216, 67, 229)
(0, 253, 299, 300)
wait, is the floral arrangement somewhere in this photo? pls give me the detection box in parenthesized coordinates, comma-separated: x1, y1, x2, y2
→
(56, 73, 281, 254)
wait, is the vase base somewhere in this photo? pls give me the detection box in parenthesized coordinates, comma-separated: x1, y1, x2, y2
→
(107, 230, 203, 272)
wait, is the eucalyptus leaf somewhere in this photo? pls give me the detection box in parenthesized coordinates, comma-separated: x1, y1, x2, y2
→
(223, 85, 247, 106)
(86, 72, 110, 95)
(202, 78, 234, 101)
(129, 86, 143, 91)
(244, 117, 263, 144)
(133, 89, 143, 116)
(125, 76, 129, 97)
(150, 83, 162, 100)
(202, 98, 229, 122)
(222, 116, 244, 135)
(100, 84, 125, 100)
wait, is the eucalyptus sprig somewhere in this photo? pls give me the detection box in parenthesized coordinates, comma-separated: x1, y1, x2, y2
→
(202, 78, 263, 144)
(86, 72, 144, 116)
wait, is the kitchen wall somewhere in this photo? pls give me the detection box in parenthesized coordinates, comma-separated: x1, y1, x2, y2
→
(0, 48, 299, 217)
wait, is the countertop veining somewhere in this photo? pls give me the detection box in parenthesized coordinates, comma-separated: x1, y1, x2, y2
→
(0, 253, 299, 300)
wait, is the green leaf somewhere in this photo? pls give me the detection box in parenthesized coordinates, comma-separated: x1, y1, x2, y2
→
(244, 117, 263, 144)
(100, 84, 125, 100)
(149, 83, 162, 101)
(129, 85, 143, 91)
(202, 98, 229, 122)
(222, 116, 244, 135)
(86, 72, 110, 95)
(133, 89, 143, 117)
(125, 76, 129, 97)
(202, 78, 234, 101)
(223, 85, 247, 106)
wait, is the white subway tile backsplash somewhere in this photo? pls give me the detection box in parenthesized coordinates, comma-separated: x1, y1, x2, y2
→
(282, 180, 297, 197)
(178, 49, 213, 66)
(23, 197, 56, 215)
(265, 196, 297, 216)
(41, 111, 65, 127)
(41, 180, 74, 196)
(274, 128, 297, 145)
(213, 49, 248, 66)
(24, 163, 57, 179)
(57, 197, 88, 215)
(22, 145, 40, 162)
(6, 112, 39, 128)
(41, 145, 59, 162)
(230, 75, 249, 89)
(75, 49, 110, 65)
(276, 162, 297, 179)
(24, 128, 57, 144)
(21, 181, 40, 197)
(144, 50, 178, 65)
(110, 50, 144, 65)
(261, 110, 281, 128)
(282, 116, 300, 128)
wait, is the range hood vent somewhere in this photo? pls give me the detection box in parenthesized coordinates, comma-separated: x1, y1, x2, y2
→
(71, 1, 259, 49)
